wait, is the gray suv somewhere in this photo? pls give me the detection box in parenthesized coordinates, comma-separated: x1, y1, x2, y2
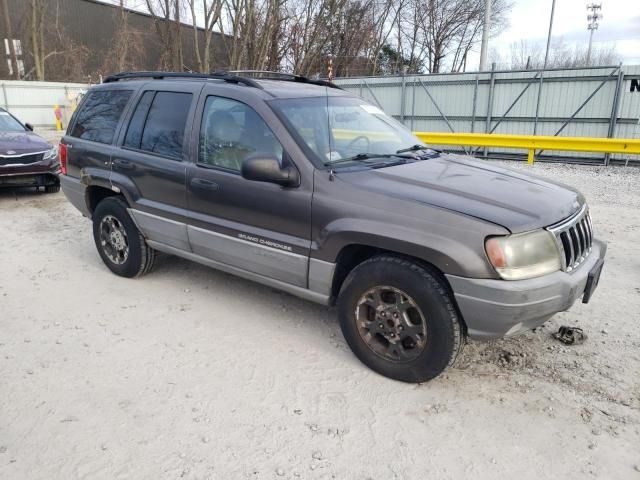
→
(60, 71, 606, 382)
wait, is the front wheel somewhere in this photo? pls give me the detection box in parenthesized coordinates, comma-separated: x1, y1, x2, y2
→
(92, 196, 155, 278)
(337, 255, 464, 383)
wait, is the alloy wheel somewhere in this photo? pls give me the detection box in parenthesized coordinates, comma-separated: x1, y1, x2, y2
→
(354, 285, 427, 363)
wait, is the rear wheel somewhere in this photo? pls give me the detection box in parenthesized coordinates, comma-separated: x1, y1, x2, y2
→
(337, 255, 464, 383)
(92, 197, 155, 278)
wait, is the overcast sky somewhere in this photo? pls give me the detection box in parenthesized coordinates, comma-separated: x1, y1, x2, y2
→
(483, 0, 640, 66)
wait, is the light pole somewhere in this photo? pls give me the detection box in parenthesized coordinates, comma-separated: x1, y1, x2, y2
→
(533, 0, 556, 136)
(586, 3, 602, 66)
(479, 0, 491, 71)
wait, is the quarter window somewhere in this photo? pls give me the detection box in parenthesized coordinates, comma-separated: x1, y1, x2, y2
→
(124, 91, 192, 160)
(199, 96, 283, 172)
(70, 90, 132, 144)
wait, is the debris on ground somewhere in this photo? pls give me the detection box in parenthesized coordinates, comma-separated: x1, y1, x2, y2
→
(552, 326, 587, 345)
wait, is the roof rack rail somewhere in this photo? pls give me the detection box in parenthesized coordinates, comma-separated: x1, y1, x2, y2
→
(102, 71, 263, 89)
(222, 70, 343, 90)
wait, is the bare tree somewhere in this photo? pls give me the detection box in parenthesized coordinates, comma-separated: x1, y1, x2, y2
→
(216, 0, 288, 71)
(100, 0, 147, 74)
(1, 0, 20, 79)
(505, 38, 620, 70)
(24, 0, 89, 81)
(145, 0, 184, 70)
(366, 0, 406, 75)
(29, 0, 46, 80)
(399, 0, 511, 74)
(186, 0, 224, 72)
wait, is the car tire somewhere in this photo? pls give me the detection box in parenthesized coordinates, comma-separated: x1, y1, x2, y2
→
(44, 184, 60, 193)
(92, 196, 156, 278)
(337, 255, 464, 383)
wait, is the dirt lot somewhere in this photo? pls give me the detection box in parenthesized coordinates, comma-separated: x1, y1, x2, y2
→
(1, 161, 639, 480)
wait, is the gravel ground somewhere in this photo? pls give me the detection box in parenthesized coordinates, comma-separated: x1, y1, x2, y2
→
(0, 159, 639, 479)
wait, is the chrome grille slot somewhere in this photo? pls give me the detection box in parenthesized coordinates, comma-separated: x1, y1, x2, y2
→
(547, 205, 593, 272)
(0, 152, 45, 166)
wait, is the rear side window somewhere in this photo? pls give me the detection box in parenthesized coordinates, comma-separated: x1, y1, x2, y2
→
(123, 91, 154, 148)
(70, 90, 132, 144)
(124, 91, 192, 159)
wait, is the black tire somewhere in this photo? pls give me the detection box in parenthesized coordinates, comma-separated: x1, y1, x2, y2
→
(92, 196, 156, 278)
(44, 184, 60, 193)
(337, 255, 464, 383)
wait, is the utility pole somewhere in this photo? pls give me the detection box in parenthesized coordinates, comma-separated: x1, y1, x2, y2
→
(1, 0, 20, 79)
(586, 3, 602, 66)
(479, 0, 491, 71)
(533, 0, 556, 136)
(542, 0, 556, 69)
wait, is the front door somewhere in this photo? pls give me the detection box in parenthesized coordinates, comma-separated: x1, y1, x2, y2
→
(185, 90, 312, 287)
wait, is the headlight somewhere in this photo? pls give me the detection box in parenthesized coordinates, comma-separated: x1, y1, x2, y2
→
(485, 229, 561, 280)
(43, 146, 58, 160)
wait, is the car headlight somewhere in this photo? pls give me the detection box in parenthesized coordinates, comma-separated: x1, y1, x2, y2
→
(485, 229, 561, 280)
(43, 146, 58, 160)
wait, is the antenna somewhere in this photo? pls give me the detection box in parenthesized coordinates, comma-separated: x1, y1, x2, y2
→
(586, 3, 603, 66)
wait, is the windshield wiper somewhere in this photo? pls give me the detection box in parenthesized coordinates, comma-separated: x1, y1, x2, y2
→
(324, 153, 397, 166)
(396, 144, 428, 154)
(368, 158, 409, 169)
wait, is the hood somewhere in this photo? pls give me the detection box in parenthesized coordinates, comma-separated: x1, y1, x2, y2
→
(0, 131, 51, 155)
(339, 154, 584, 232)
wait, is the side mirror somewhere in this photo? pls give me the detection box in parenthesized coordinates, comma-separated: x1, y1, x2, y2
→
(24, 122, 34, 131)
(241, 154, 299, 187)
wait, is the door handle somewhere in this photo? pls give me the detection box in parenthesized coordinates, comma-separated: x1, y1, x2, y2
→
(190, 177, 219, 191)
(113, 158, 133, 169)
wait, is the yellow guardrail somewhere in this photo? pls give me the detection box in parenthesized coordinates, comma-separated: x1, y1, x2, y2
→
(413, 132, 640, 164)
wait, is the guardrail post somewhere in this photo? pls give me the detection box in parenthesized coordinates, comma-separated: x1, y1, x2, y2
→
(484, 63, 496, 157)
(471, 75, 478, 133)
(527, 149, 535, 165)
(410, 76, 416, 131)
(400, 67, 406, 124)
(604, 65, 624, 166)
(1, 83, 8, 110)
(533, 67, 545, 136)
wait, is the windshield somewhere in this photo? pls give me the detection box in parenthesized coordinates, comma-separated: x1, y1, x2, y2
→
(0, 111, 26, 132)
(270, 96, 426, 166)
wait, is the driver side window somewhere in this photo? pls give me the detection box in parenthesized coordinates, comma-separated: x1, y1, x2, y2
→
(199, 96, 283, 172)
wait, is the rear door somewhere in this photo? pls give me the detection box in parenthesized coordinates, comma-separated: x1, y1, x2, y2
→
(112, 82, 203, 250)
(184, 86, 313, 287)
(64, 86, 134, 179)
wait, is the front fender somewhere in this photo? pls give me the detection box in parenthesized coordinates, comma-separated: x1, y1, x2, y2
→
(314, 217, 498, 278)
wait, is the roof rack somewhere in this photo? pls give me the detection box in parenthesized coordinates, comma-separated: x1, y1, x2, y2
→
(220, 70, 343, 90)
(102, 71, 263, 89)
(102, 70, 342, 91)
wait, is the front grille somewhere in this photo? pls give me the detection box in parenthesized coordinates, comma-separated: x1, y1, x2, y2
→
(547, 205, 593, 272)
(0, 152, 45, 166)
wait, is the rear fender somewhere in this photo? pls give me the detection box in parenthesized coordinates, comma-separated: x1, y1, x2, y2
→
(80, 168, 142, 208)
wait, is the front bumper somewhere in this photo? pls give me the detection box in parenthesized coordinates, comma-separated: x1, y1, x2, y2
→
(0, 170, 59, 188)
(445, 238, 607, 340)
